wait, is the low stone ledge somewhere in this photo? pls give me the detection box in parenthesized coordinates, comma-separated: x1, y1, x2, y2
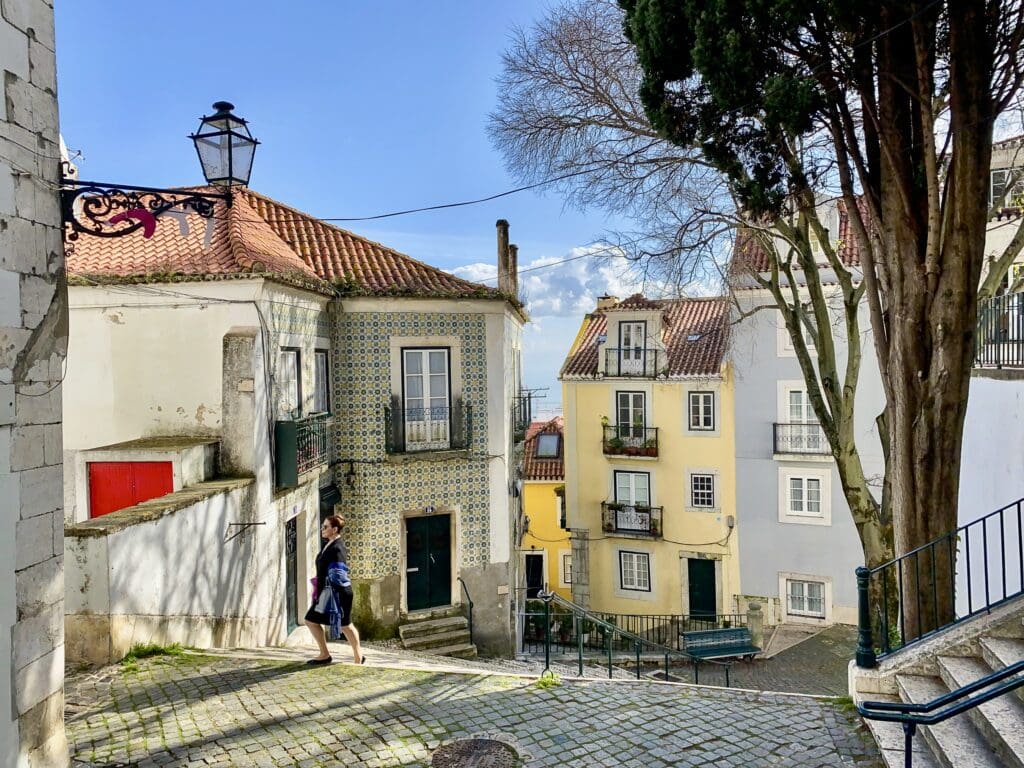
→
(65, 477, 254, 538)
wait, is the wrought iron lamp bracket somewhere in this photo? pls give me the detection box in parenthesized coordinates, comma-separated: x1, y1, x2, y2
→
(60, 171, 232, 241)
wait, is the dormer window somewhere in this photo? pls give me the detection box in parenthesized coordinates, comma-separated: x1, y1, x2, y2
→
(535, 434, 560, 458)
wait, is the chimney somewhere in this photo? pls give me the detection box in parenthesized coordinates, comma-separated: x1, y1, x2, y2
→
(496, 219, 511, 294)
(596, 294, 619, 310)
(508, 243, 519, 298)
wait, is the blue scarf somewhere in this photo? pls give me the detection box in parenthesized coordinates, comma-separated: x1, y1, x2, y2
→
(324, 562, 351, 637)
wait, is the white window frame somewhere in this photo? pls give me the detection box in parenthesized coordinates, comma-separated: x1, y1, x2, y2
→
(559, 550, 573, 588)
(777, 307, 818, 358)
(689, 472, 716, 510)
(776, 381, 829, 459)
(778, 572, 832, 623)
(687, 391, 715, 432)
(277, 348, 301, 420)
(313, 349, 330, 414)
(613, 470, 651, 506)
(778, 467, 831, 526)
(618, 550, 651, 592)
(402, 347, 451, 451)
(991, 167, 1024, 208)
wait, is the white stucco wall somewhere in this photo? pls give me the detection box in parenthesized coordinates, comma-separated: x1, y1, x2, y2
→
(65, 475, 323, 664)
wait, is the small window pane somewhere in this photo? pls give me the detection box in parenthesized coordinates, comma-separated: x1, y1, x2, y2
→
(691, 474, 715, 508)
(562, 553, 572, 584)
(536, 434, 560, 457)
(314, 351, 330, 413)
(405, 352, 422, 374)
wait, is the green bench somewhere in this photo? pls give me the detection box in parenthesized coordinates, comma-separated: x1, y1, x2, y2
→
(681, 628, 761, 685)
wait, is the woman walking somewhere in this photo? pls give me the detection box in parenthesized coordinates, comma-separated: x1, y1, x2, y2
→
(304, 514, 365, 666)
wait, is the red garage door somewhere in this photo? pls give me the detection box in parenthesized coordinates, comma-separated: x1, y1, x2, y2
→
(87, 461, 174, 518)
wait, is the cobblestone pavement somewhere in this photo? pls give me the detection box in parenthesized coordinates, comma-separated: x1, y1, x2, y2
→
(66, 649, 881, 767)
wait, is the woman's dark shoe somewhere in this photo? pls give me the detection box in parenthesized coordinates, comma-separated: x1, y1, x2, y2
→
(359, 655, 367, 665)
(306, 656, 332, 666)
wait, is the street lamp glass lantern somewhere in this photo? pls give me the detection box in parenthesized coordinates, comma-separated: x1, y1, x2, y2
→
(190, 101, 259, 187)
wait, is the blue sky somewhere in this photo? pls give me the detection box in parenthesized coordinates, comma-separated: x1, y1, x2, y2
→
(54, 3, 652, 413)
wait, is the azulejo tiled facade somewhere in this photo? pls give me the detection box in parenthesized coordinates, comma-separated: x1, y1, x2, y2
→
(332, 311, 492, 577)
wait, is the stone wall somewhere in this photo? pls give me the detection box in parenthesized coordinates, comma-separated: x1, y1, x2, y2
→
(0, 0, 69, 765)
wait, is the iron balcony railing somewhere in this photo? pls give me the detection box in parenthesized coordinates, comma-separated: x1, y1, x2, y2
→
(601, 501, 663, 538)
(274, 413, 331, 488)
(773, 422, 830, 455)
(602, 425, 659, 457)
(604, 347, 663, 378)
(975, 293, 1024, 368)
(512, 391, 533, 444)
(855, 495, 1024, 668)
(384, 400, 471, 454)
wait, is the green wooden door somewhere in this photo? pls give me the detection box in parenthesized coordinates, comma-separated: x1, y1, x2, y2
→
(687, 558, 717, 617)
(406, 515, 451, 611)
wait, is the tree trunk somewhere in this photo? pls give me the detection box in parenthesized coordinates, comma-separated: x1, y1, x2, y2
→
(878, 0, 995, 639)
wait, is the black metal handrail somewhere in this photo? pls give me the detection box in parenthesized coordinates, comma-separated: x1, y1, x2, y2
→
(384, 402, 472, 454)
(602, 425, 659, 457)
(773, 422, 829, 455)
(523, 591, 740, 686)
(856, 495, 1024, 668)
(604, 347, 663, 378)
(858, 660, 1024, 768)
(976, 293, 1024, 368)
(457, 576, 474, 646)
(601, 501, 663, 538)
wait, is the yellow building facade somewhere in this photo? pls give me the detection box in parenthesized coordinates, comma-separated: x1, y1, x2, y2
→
(560, 295, 741, 618)
(520, 418, 572, 600)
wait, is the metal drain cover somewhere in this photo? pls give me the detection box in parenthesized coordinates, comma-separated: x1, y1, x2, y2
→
(431, 738, 519, 767)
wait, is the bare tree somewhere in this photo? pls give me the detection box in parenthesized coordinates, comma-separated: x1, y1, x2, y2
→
(491, 0, 1024, 636)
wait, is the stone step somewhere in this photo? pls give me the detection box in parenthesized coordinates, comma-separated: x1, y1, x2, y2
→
(936, 655, 1024, 768)
(402, 629, 472, 651)
(861, 693, 940, 768)
(425, 642, 478, 659)
(398, 616, 468, 640)
(979, 635, 1024, 706)
(896, 673, 1003, 768)
(403, 607, 464, 623)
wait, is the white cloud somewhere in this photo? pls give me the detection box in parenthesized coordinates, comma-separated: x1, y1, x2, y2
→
(451, 244, 653, 318)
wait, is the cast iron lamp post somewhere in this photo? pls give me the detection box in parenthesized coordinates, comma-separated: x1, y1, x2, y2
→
(61, 101, 259, 241)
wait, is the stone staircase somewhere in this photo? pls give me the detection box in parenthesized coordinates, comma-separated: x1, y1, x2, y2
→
(398, 610, 477, 658)
(853, 599, 1024, 768)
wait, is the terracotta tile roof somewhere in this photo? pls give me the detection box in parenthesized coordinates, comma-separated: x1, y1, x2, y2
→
(522, 417, 564, 482)
(66, 187, 504, 301)
(609, 293, 663, 311)
(730, 198, 864, 276)
(239, 189, 503, 299)
(559, 296, 728, 379)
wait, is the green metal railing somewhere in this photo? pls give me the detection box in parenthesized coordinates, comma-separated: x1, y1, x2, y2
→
(525, 591, 740, 686)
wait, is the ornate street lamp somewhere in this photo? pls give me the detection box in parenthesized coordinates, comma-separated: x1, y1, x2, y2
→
(190, 101, 259, 187)
(61, 101, 259, 241)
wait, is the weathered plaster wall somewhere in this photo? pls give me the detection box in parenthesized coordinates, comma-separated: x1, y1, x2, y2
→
(333, 298, 522, 655)
(0, 0, 68, 763)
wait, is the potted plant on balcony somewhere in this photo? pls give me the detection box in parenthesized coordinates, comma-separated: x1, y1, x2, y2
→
(649, 517, 661, 537)
(579, 618, 593, 646)
(642, 438, 658, 457)
(606, 436, 624, 454)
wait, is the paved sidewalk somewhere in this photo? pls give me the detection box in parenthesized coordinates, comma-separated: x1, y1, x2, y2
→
(66, 648, 881, 767)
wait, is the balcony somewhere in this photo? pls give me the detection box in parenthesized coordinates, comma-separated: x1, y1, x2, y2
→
(976, 293, 1024, 369)
(604, 347, 663, 378)
(601, 501, 663, 538)
(602, 425, 659, 458)
(773, 422, 829, 456)
(274, 413, 331, 488)
(385, 401, 472, 454)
